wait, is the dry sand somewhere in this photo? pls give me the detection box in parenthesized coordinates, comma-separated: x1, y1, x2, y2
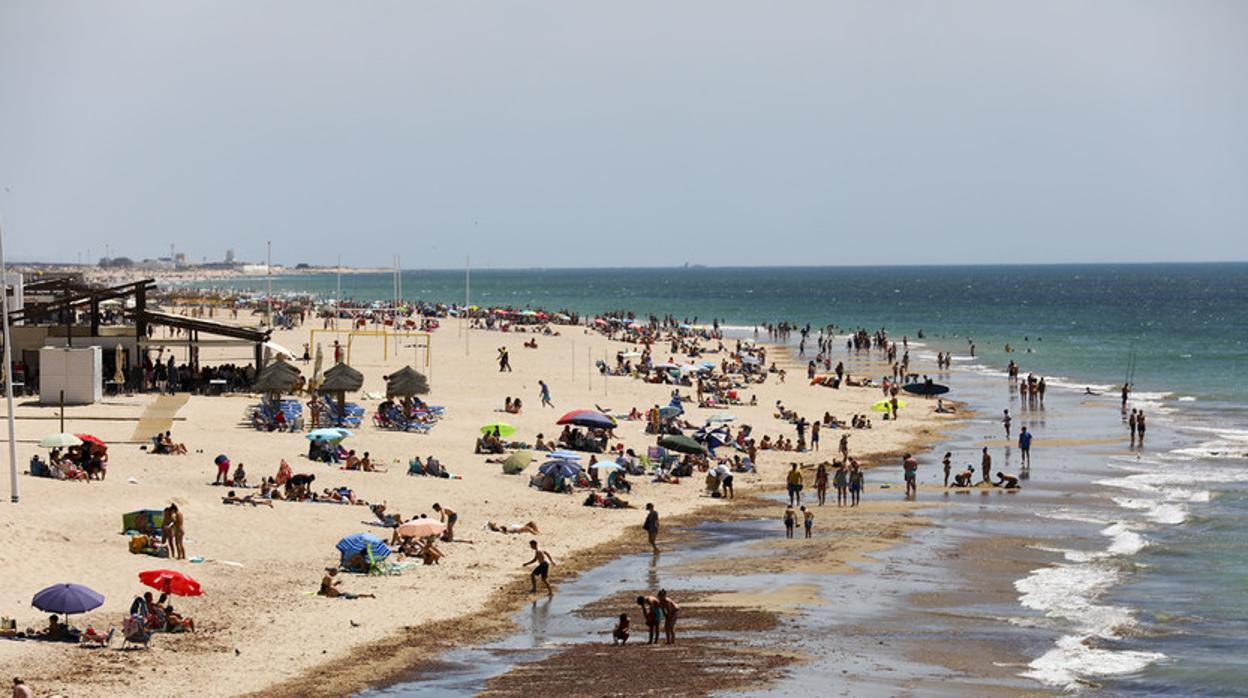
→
(0, 310, 954, 696)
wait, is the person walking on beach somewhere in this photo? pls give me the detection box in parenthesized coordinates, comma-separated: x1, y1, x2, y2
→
(783, 504, 796, 538)
(786, 463, 804, 506)
(498, 346, 512, 372)
(643, 503, 660, 552)
(801, 506, 814, 538)
(1019, 428, 1033, 468)
(1137, 411, 1146, 445)
(839, 434, 850, 460)
(942, 452, 953, 487)
(524, 539, 555, 595)
(539, 380, 553, 408)
(903, 453, 918, 499)
(848, 462, 863, 506)
(814, 462, 829, 506)
(1002, 409, 1012, 438)
(811, 421, 820, 451)
(834, 461, 849, 506)
(981, 447, 992, 484)
(1128, 409, 1138, 445)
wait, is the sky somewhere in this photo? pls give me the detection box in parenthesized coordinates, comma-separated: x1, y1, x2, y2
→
(1, 1, 1246, 269)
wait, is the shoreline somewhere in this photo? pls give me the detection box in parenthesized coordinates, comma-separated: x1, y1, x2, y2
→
(287, 341, 966, 697)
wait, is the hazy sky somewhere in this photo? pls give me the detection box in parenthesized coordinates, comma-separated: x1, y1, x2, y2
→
(2, 1, 1246, 268)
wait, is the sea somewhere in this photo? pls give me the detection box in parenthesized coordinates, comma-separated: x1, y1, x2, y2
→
(191, 263, 1248, 695)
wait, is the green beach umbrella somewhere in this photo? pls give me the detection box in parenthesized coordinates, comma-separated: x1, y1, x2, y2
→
(501, 451, 534, 474)
(40, 433, 83, 449)
(481, 422, 517, 437)
(658, 434, 706, 455)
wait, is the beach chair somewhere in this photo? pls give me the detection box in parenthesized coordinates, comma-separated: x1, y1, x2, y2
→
(80, 627, 114, 647)
(122, 614, 151, 649)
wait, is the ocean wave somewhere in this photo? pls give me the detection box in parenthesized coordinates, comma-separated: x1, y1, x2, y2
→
(1022, 635, 1165, 690)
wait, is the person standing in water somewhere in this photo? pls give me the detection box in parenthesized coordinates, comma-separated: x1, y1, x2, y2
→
(834, 461, 849, 506)
(1002, 409, 1012, 438)
(1129, 409, 1138, 445)
(903, 453, 919, 499)
(1019, 427, 1033, 468)
(942, 452, 953, 487)
(814, 462, 829, 506)
(783, 504, 796, 538)
(801, 506, 814, 538)
(642, 503, 660, 552)
(1137, 411, 1146, 445)
(848, 462, 864, 507)
(981, 447, 992, 484)
(786, 463, 804, 506)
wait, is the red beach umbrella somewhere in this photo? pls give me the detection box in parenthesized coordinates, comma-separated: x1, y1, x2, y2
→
(139, 569, 204, 597)
(74, 433, 106, 447)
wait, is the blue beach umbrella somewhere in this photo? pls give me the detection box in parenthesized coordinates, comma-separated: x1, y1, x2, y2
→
(539, 460, 583, 479)
(658, 406, 682, 419)
(547, 450, 584, 461)
(592, 460, 623, 472)
(32, 583, 105, 615)
(335, 533, 391, 564)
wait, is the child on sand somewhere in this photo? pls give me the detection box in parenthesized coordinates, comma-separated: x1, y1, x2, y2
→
(802, 506, 813, 538)
(783, 505, 796, 538)
(612, 613, 630, 644)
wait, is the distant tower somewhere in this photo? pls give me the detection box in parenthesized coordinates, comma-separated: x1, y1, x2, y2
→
(225, 249, 236, 264)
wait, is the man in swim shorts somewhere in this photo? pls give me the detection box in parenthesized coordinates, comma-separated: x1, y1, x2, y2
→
(524, 539, 555, 595)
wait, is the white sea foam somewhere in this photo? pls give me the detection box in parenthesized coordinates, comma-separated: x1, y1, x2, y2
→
(1023, 635, 1165, 690)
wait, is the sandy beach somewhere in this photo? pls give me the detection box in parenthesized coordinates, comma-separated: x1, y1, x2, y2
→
(0, 307, 954, 697)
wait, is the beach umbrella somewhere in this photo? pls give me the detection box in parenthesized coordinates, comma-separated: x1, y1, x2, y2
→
(592, 460, 623, 472)
(694, 427, 730, 449)
(547, 450, 584, 461)
(705, 414, 736, 424)
(501, 451, 534, 474)
(539, 459, 583, 479)
(385, 366, 430, 399)
(658, 405, 682, 419)
(396, 520, 446, 539)
(263, 341, 296, 361)
(306, 428, 350, 442)
(620, 351, 643, 359)
(335, 533, 391, 563)
(659, 434, 706, 455)
(319, 362, 364, 423)
(74, 434, 106, 447)
(138, 570, 204, 597)
(481, 422, 517, 437)
(31, 583, 104, 615)
(871, 399, 907, 413)
(740, 355, 760, 365)
(40, 433, 83, 448)
(556, 409, 615, 429)
(678, 364, 704, 375)
(252, 361, 302, 394)
(903, 382, 949, 396)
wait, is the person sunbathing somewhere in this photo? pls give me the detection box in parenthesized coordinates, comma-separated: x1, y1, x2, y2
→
(344, 450, 362, 470)
(223, 490, 274, 507)
(486, 521, 541, 534)
(161, 431, 188, 455)
(371, 503, 402, 527)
